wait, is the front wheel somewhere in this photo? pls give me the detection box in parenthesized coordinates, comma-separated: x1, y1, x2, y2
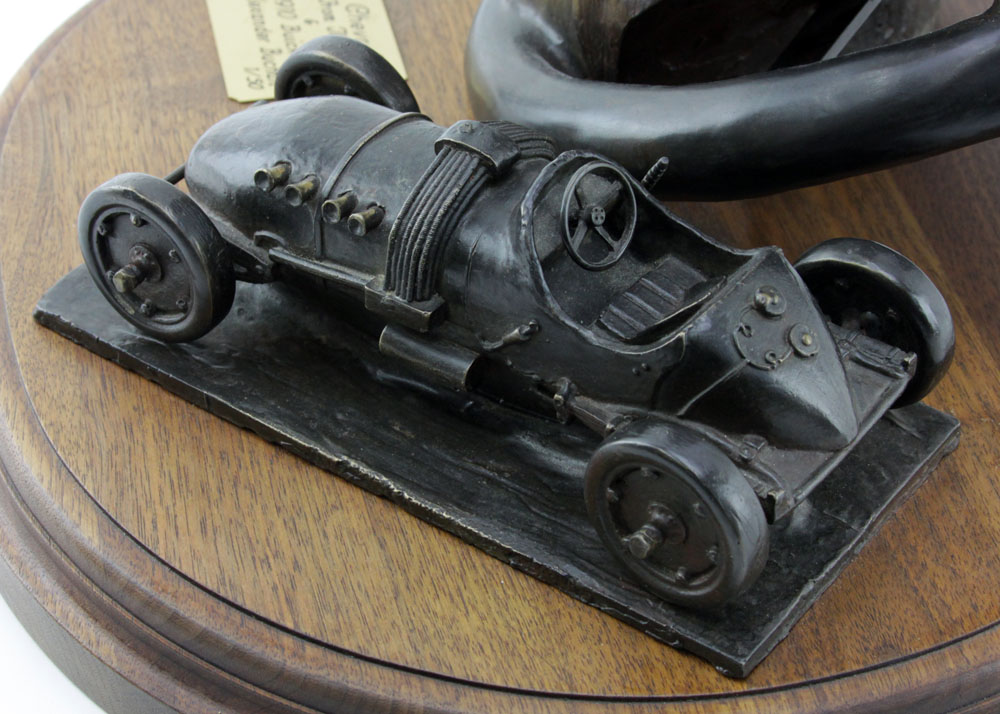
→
(78, 173, 235, 342)
(585, 420, 769, 610)
(794, 237, 955, 406)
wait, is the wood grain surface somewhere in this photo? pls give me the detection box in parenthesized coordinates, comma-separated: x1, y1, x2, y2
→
(2, 0, 1000, 711)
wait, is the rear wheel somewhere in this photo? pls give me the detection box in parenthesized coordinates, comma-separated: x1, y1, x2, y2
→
(584, 420, 769, 609)
(795, 237, 954, 405)
(78, 173, 235, 342)
(274, 35, 419, 112)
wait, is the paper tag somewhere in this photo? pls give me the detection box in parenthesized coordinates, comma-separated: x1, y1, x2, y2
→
(204, 0, 408, 103)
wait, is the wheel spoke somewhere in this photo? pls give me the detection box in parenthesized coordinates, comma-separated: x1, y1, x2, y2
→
(570, 221, 589, 251)
(597, 182, 622, 212)
(596, 224, 617, 249)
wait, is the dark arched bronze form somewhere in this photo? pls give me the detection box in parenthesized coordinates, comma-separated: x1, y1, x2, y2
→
(466, 0, 1000, 199)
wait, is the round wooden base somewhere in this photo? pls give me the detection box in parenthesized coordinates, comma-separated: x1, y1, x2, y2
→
(2, 1, 1000, 711)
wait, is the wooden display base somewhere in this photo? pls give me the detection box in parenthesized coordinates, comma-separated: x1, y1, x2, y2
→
(3, 0, 1000, 712)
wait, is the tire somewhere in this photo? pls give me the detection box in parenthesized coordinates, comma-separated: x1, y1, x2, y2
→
(274, 35, 419, 112)
(78, 173, 235, 342)
(795, 237, 954, 405)
(584, 420, 769, 610)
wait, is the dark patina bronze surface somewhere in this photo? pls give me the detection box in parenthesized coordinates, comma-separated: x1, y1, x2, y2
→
(465, 0, 1000, 198)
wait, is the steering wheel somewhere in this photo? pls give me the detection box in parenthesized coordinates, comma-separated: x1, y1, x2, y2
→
(560, 162, 637, 271)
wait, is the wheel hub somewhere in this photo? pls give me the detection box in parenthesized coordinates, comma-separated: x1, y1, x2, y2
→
(92, 210, 195, 327)
(607, 466, 724, 585)
(622, 502, 687, 560)
(112, 243, 161, 294)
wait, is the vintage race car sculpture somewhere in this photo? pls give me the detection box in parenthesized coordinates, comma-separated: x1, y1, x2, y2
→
(76, 37, 955, 610)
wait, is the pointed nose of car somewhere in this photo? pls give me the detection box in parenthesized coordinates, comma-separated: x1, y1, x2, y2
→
(731, 311, 861, 451)
(773, 361, 860, 451)
(725, 284, 861, 451)
(662, 290, 862, 451)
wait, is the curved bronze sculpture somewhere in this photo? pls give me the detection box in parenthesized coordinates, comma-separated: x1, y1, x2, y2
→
(465, 0, 1000, 198)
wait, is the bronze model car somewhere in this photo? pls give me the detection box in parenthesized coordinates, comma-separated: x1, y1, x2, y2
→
(76, 37, 954, 609)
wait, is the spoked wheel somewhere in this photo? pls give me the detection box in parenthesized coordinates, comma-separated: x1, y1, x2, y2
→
(794, 237, 955, 406)
(274, 35, 419, 112)
(78, 173, 235, 342)
(585, 420, 769, 610)
(560, 161, 637, 271)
